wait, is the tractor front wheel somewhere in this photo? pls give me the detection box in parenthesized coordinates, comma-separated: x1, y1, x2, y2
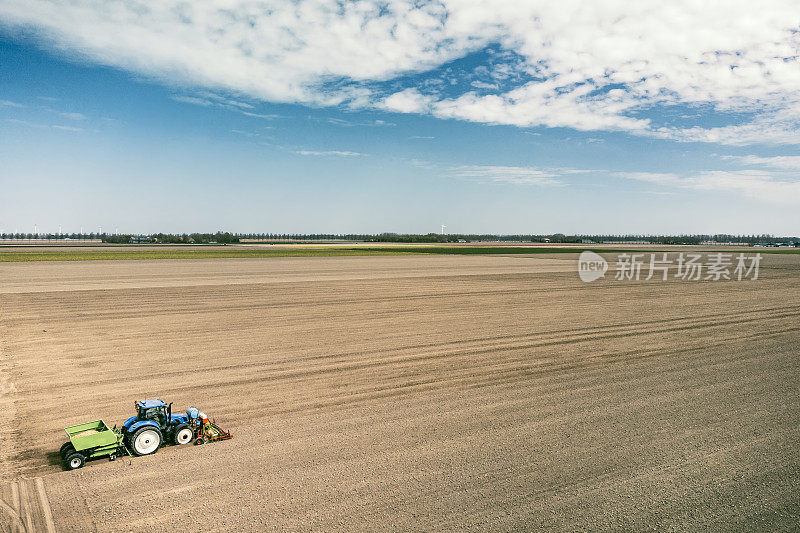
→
(173, 424, 193, 445)
(130, 427, 162, 456)
(65, 452, 85, 470)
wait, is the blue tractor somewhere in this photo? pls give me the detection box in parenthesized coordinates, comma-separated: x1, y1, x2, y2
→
(121, 399, 195, 456)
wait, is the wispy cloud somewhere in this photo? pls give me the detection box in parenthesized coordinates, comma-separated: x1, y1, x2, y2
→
(6, 118, 84, 132)
(230, 129, 270, 137)
(51, 125, 83, 132)
(405, 158, 436, 169)
(5, 118, 37, 126)
(617, 170, 800, 205)
(470, 80, 499, 91)
(171, 92, 254, 110)
(655, 112, 800, 146)
(719, 154, 800, 170)
(450, 165, 583, 186)
(212, 96, 253, 110)
(171, 92, 277, 121)
(58, 111, 86, 120)
(1, 99, 25, 108)
(326, 117, 395, 127)
(240, 111, 282, 120)
(171, 95, 214, 107)
(293, 150, 365, 157)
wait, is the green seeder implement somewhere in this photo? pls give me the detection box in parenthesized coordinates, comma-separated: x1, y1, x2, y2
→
(60, 420, 130, 470)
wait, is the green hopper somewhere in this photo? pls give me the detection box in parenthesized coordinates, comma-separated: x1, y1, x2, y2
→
(60, 420, 129, 470)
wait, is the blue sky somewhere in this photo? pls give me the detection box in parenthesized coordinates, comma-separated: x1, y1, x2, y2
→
(1, 2, 799, 235)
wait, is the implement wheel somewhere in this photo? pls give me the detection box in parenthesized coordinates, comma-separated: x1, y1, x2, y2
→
(60, 442, 75, 458)
(65, 452, 85, 470)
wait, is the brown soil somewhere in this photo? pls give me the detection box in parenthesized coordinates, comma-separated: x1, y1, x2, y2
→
(0, 254, 798, 531)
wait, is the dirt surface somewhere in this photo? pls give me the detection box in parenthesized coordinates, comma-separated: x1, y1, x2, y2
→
(0, 478, 57, 532)
(1, 254, 798, 531)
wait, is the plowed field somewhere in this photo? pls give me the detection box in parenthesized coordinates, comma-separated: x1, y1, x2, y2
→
(1, 254, 798, 531)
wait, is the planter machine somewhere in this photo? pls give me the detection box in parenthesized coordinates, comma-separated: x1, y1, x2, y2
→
(60, 399, 232, 470)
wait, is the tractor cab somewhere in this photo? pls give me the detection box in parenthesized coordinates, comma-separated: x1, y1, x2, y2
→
(135, 399, 170, 427)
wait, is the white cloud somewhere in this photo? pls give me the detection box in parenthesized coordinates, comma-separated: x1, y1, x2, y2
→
(240, 111, 282, 120)
(231, 129, 268, 137)
(1, 100, 25, 108)
(616, 172, 680, 185)
(618, 170, 800, 204)
(657, 109, 800, 145)
(382, 89, 432, 114)
(6, 118, 83, 132)
(59, 111, 86, 120)
(171, 95, 214, 107)
(470, 80, 499, 90)
(719, 154, 800, 170)
(326, 117, 395, 127)
(51, 125, 83, 132)
(293, 150, 364, 157)
(450, 165, 585, 186)
(172, 93, 263, 117)
(2, 1, 800, 143)
(5, 118, 38, 127)
(432, 77, 654, 132)
(207, 95, 253, 110)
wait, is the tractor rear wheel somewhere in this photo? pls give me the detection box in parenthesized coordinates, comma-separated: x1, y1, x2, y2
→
(130, 427, 162, 456)
(173, 424, 193, 445)
(65, 452, 85, 470)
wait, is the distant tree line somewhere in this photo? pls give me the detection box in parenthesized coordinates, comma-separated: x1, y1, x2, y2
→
(0, 232, 238, 243)
(0, 233, 104, 240)
(102, 232, 239, 244)
(234, 233, 797, 245)
(1, 232, 797, 246)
